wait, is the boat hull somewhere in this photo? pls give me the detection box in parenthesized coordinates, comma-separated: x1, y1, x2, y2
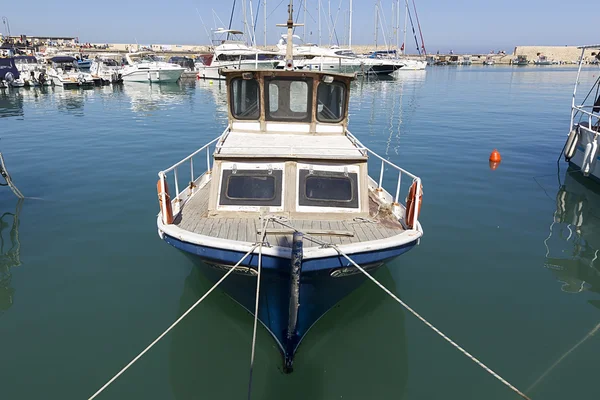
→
(122, 68, 184, 83)
(162, 232, 418, 368)
(569, 124, 600, 181)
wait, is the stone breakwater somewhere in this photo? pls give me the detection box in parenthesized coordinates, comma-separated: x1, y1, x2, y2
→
(66, 43, 599, 65)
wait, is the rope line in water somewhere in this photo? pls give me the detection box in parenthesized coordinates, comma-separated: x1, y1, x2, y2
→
(247, 218, 270, 400)
(268, 218, 531, 400)
(0, 153, 24, 198)
(334, 248, 532, 400)
(87, 243, 261, 400)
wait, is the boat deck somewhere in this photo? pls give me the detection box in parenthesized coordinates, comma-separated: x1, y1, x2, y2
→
(173, 185, 405, 248)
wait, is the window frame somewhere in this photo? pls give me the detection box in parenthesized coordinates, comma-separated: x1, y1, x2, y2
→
(229, 77, 261, 121)
(264, 77, 313, 123)
(316, 80, 347, 124)
(297, 168, 359, 210)
(219, 169, 283, 207)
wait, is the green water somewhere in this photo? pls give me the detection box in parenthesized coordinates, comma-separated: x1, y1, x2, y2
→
(1, 66, 600, 399)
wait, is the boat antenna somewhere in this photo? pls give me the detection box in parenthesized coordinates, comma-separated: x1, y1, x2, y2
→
(276, 0, 303, 70)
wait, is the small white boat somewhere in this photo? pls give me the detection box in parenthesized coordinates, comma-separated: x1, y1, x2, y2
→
(534, 55, 557, 65)
(121, 52, 185, 83)
(483, 54, 495, 65)
(90, 54, 123, 84)
(45, 56, 97, 87)
(14, 56, 50, 86)
(562, 45, 600, 180)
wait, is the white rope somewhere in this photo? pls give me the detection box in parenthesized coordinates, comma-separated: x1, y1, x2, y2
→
(247, 217, 270, 400)
(88, 243, 261, 400)
(333, 247, 532, 400)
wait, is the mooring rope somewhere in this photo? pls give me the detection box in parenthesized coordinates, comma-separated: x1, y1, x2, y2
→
(334, 249, 532, 400)
(267, 218, 531, 399)
(88, 243, 261, 400)
(0, 153, 24, 199)
(247, 217, 270, 400)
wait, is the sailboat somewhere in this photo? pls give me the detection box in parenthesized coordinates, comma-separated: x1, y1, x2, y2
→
(155, 0, 424, 370)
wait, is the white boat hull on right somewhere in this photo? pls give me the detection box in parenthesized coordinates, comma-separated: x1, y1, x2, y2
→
(569, 126, 600, 181)
(122, 68, 184, 83)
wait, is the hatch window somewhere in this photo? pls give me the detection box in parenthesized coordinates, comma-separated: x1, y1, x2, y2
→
(265, 78, 312, 122)
(230, 78, 260, 120)
(298, 169, 358, 208)
(317, 81, 346, 123)
(219, 169, 282, 206)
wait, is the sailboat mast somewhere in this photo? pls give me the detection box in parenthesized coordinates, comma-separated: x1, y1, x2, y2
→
(264, 0, 267, 46)
(403, 0, 408, 54)
(303, 0, 307, 42)
(318, 0, 322, 46)
(376, 3, 379, 50)
(348, 0, 352, 48)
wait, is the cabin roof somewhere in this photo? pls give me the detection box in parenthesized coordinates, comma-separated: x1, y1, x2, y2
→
(215, 131, 366, 160)
(577, 44, 600, 50)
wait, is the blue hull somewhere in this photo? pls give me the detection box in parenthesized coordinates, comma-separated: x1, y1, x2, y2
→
(163, 234, 417, 368)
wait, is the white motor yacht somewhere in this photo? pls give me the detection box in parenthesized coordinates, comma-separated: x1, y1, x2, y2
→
(196, 29, 281, 80)
(121, 52, 185, 83)
(45, 56, 98, 87)
(14, 56, 50, 86)
(90, 54, 123, 84)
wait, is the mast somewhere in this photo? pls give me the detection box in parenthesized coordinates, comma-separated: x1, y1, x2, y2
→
(403, 0, 408, 54)
(264, 0, 267, 46)
(276, 0, 302, 69)
(348, 0, 352, 48)
(374, 1, 379, 50)
(303, 0, 307, 42)
(318, 0, 322, 46)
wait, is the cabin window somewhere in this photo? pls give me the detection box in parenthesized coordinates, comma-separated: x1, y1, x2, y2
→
(219, 169, 283, 206)
(230, 78, 260, 120)
(317, 81, 346, 123)
(298, 169, 358, 208)
(265, 78, 312, 122)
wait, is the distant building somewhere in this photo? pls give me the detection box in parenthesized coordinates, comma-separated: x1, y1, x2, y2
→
(0, 34, 79, 47)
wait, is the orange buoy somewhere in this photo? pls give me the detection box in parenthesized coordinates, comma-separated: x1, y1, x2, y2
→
(405, 181, 423, 229)
(489, 149, 502, 163)
(157, 179, 174, 225)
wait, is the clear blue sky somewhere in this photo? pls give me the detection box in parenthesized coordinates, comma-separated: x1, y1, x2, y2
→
(1, 0, 596, 53)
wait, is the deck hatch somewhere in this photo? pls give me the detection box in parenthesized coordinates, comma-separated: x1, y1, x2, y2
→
(219, 169, 283, 206)
(298, 169, 358, 208)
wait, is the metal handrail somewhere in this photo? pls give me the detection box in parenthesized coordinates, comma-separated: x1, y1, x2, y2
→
(158, 126, 422, 229)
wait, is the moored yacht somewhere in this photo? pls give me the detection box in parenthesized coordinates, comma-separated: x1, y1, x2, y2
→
(196, 29, 281, 80)
(89, 54, 123, 84)
(45, 56, 97, 87)
(155, 2, 424, 370)
(121, 52, 185, 83)
(562, 45, 600, 180)
(14, 56, 50, 86)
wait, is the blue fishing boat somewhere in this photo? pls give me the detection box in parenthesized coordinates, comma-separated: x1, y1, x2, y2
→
(155, 1, 424, 370)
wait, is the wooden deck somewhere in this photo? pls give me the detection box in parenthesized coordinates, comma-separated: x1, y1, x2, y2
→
(173, 185, 405, 248)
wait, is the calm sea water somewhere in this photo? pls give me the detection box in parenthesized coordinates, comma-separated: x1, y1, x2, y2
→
(1, 66, 599, 400)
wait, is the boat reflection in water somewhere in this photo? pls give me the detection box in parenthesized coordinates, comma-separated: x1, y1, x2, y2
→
(122, 81, 194, 115)
(0, 200, 23, 316)
(168, 266, 408, 399)
(544, 169, 600, 297)
(0, 90, 24, 119)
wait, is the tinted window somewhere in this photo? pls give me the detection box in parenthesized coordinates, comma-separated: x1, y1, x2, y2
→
(230, 78, 260, 120)
(306, 176, 352, 201)
(299, 169, 358, 208)
(219, 169, 283, 206)
(227, 176, 275, 200)
(265, 78, 312, 122)
(317, 81, 345, 123)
